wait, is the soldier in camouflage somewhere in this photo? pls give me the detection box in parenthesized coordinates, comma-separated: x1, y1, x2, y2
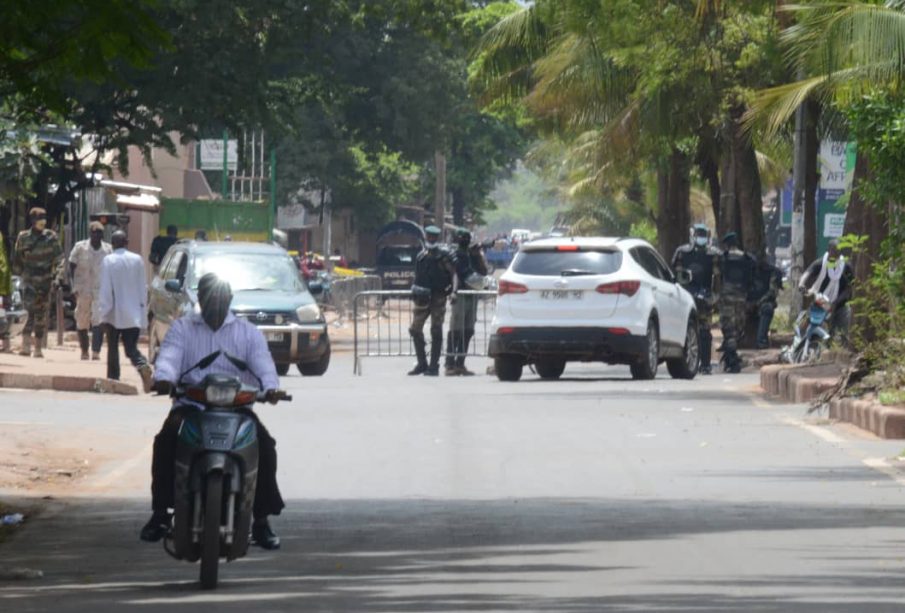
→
(717, 232, 755, 373)
(13, 207, 62, 358)
(672, 224, 721, 375)
(0, 230, 11, 353)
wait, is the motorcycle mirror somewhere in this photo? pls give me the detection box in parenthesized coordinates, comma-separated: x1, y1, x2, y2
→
(224, 353, 249, 372)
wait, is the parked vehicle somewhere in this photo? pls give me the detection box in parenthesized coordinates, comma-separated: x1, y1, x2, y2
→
(375, 221, 425, 291)
(783, 292, 831, 364)
(488, 237, 700, 382)
(149, 241, 330, 376)
(161, 350, 291, 589)
(2, 276, 27, 338)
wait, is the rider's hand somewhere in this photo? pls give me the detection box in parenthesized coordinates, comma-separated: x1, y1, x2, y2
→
(151, 380, 173, 396)
(264, 389, 280, 405)
(797, 285, 808, 295)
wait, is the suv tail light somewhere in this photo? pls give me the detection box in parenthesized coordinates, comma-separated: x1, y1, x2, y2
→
(596, 280, 640, 297)
(498, 280, 529, 296)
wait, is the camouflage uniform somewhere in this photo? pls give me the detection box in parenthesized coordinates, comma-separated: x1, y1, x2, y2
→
(718, 247, 755, 373)
(0, 233, 11, 349)
(14, 228, 62, 342)
(672, 242, 721, 373)
(409, 244, 456, 374)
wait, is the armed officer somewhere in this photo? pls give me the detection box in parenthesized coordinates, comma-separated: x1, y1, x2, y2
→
(672, 224, 721, 374)
(718, 232, 756, 373)
(749, 253, 783, 349)
(409, 225, 457, 376)
(13, 207, 62, 358)
(445, 228, 488, 376)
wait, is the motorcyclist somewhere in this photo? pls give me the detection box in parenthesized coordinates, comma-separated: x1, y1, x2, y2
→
(671, 224, 721, 374)
(408, 225, 457, 376)
(718, 232, 756, 373)
(140, 273, 284, 550)
(798, 239, 854, 347)
(749, 252, 783, 349)
(444, 228, 488, 376)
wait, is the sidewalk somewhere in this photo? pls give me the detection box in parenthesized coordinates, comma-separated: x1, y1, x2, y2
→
(0, 338, 141, 395)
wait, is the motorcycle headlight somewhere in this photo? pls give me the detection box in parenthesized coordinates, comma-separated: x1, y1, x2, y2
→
(205, 381, 240, 406)
(296, 303, 323, 323)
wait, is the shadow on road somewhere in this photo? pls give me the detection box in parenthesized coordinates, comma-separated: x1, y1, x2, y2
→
(1, 496, 904, 611)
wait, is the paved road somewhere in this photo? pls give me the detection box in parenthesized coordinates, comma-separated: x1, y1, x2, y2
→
(2, 354, 905, 611)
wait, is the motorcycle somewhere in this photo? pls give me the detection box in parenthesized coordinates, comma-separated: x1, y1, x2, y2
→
(161, 350, 291, 589)
(783, 292, 831, 364)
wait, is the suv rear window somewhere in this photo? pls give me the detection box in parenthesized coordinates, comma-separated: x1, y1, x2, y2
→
(511, 250, 623, 276)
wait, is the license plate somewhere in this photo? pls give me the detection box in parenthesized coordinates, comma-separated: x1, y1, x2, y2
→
(540, 290, 583, 300)
(266, 332, 284, 342)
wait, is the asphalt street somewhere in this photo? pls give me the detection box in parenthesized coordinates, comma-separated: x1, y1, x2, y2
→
(3, 353, 905, 611)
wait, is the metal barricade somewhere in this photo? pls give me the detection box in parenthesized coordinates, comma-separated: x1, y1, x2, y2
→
(324, 275, 382, 322)
(352, 290, 497, 375)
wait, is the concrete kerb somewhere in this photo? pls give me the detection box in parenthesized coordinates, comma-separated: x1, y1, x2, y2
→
(0, 372, 137, 395)
(760, 361, 905, 439)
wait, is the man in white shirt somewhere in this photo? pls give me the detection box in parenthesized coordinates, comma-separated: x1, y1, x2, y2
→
(97, 231, 152, 391)
(69, 221, 112, 360)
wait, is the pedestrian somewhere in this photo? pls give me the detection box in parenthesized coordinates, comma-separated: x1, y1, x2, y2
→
(408, 225, 457, 376)
(0, 230, 11, 353)
(148, 224, 178, 272)
(672, 224, 721, 374)
(718, 232, 755, 373)
(68, 221, 112, 360)
(13, 207, 62, 358)
(445, 229, 487, 376)
(749, 252, 783, 349)
(97, 230, 153, 391)
(798, 239, 854, 347)
(194, 229, 207, 241)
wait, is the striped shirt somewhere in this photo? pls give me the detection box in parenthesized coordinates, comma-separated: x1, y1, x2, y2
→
(153, 312, 279, 407)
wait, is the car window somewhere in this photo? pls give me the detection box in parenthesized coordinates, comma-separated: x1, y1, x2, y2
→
(648, 249, 675, 282)
(161, 251, 185, 281)
(630, 247, 660, 279)
(378, 245, 420, 266)
(511, 249, 623, 276)
(192, 252, 305, 292)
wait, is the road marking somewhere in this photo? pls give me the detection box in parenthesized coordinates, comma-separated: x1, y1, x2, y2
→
(777, 415, 846, 444)
(862, 457, 905, 487)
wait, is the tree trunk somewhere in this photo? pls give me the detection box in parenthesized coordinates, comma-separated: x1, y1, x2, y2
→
(718, 141, 737, 240)
(735, 126, 766, 257)
(451, 187, 465, 227)
(657, 149, 691, 259)
(433, 150, 447, 233)
(842, 153, 887, 343)
(803, 99, 820, 266)
(695, 132, 721, 229)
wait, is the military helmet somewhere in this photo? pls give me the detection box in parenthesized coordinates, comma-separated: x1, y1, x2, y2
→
(424, 225, 441, 237)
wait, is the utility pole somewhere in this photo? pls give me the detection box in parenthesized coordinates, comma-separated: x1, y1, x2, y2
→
(790, 94, 808, 317)
(221, 129, 228, 199)
(321, 188, 332, 272)
(434, 150, 447, 234)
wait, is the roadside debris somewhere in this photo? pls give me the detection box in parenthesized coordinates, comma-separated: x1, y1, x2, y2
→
(1, 513, 24, 526)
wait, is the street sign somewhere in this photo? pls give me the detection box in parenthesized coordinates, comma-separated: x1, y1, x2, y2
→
(823, 213, 846, 238)
(199, 139, 238, 171)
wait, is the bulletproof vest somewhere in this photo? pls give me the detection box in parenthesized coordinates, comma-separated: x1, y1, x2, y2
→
(414, 247, 452, 291)
(722, 250, 754, 292)
(676, 246, 714, 293)
(749, 263, 773, 300)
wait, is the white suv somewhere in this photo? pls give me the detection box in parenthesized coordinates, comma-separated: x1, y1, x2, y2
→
(488, 237, 699, 381)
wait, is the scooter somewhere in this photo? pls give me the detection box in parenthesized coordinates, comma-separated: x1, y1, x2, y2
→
(162, 351, 290, 589)
(784, 292, 831, 364)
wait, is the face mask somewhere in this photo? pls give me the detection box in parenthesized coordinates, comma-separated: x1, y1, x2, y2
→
(694, 237, 708, 247)
(33, 219, 46, 231)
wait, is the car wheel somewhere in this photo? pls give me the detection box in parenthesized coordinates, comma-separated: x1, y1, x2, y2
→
(630, 319, 659, 380)
(298, 342, 330, 376)
(494, 355, 523, 382)
(535, 358, 565, 380)
(275, 363, 290, 376)
(667, 319, 699, 380)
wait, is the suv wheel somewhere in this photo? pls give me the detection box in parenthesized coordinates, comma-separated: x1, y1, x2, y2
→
(535, 358, 565, 380)
(630, 319, 659, 380)
(495, 355, 523, 382)
(298, 342, 330, 376)
(667, 319, 699, 380)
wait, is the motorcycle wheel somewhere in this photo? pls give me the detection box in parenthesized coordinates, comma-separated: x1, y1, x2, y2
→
(199, 471, 223, 590)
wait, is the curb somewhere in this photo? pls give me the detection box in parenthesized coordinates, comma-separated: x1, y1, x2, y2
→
(0, 372, 137, 395)
(760, 363, 905, 439)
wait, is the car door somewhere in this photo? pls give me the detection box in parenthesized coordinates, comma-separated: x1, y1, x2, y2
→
(634, 247, 681, 346)
(157, 249, 189, 327)
(647, 248, 687, 346)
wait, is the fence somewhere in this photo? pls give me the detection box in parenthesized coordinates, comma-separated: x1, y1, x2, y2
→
(323, 275, 382, 321)
(352, 290, 498, 375)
